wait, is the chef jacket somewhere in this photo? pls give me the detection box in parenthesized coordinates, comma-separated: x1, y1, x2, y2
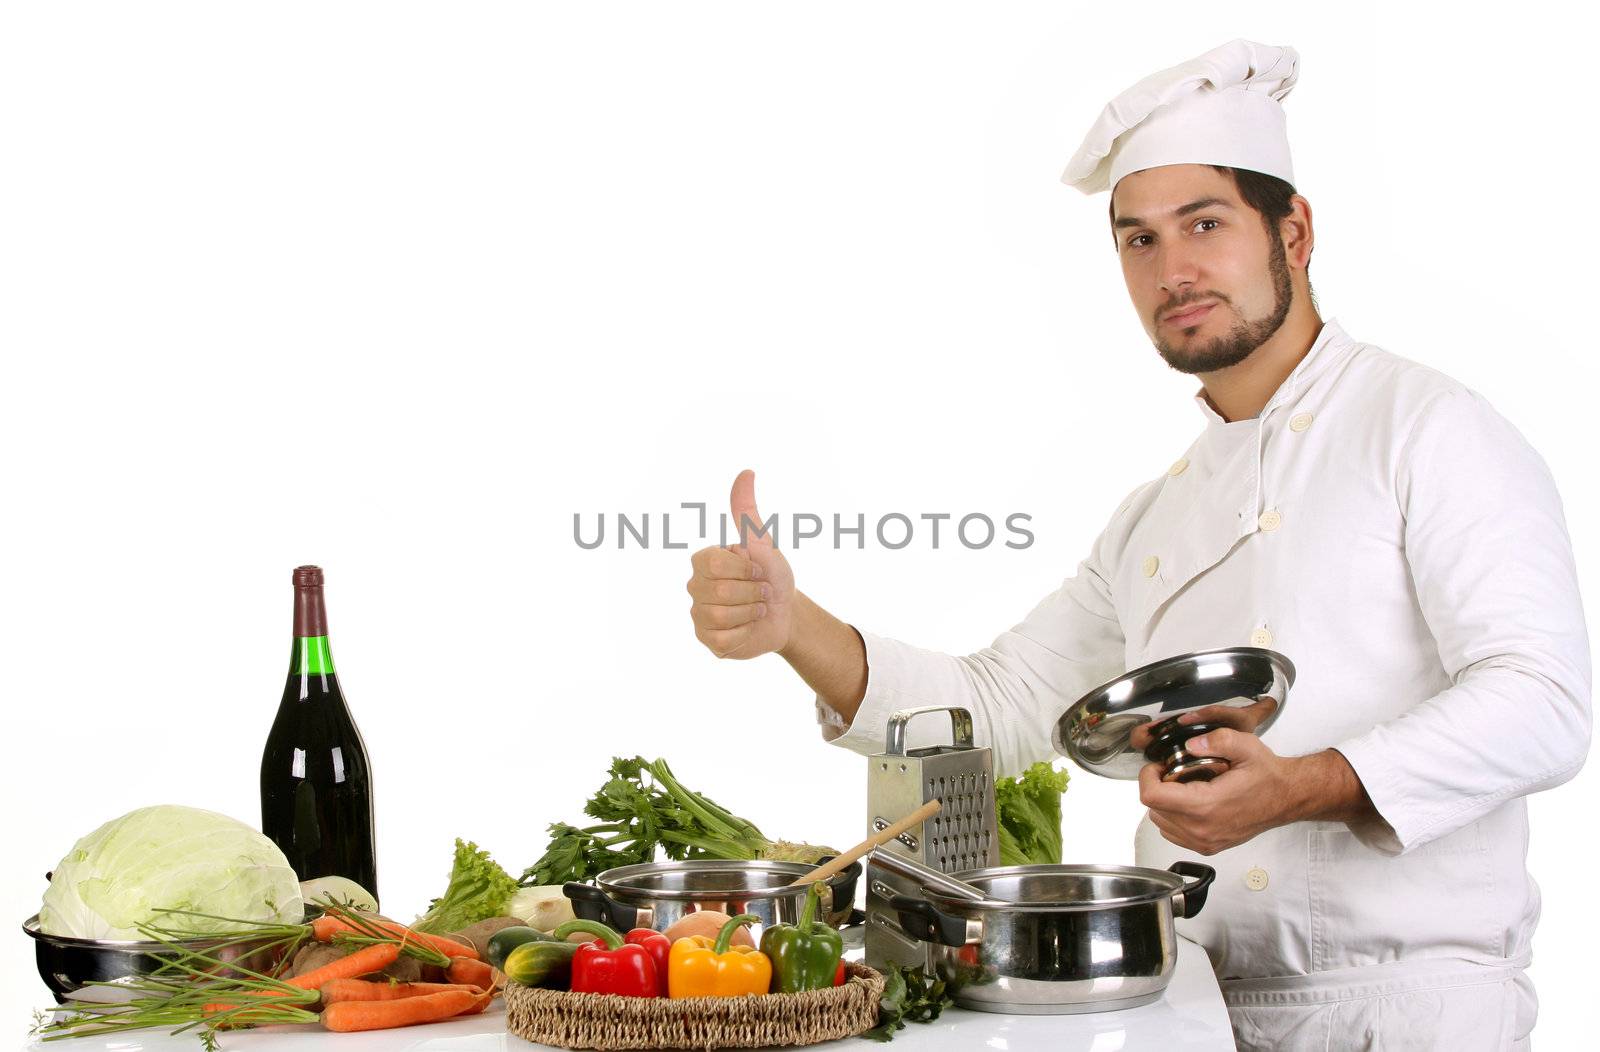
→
(816, 318, 1591, 1050)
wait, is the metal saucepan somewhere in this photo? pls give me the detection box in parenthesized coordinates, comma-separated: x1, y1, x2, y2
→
(23, 914, 285, 1004)
(890, 861, 1215, 1014)
(565, 858, 862, 940)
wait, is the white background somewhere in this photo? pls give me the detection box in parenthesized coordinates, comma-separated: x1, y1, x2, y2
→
(2, 1, 1595, 1047)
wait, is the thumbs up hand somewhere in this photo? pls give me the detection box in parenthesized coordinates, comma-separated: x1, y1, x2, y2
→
(687, 469, 796, 659)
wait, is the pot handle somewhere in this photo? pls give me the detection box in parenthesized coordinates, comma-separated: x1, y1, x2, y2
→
(563, 882, 638, 931)
(1168, 862, 1215, 919)
(814, 855, 861, 914)
(889, 894, 968, 947)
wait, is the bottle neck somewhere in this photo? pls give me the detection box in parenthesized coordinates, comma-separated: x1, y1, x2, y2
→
(291, 577, 335, 676)
(294, 583, 328, 637)
(291, 635, 336, 676)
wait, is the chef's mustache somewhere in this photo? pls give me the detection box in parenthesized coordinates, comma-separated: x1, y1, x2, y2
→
(1159, 292, 1229, 322)
(573, 507, 1035, 551)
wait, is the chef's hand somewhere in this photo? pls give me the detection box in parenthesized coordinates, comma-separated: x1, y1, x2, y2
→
(687, 469, 795, 659)
(1140, 731, 1378, 855)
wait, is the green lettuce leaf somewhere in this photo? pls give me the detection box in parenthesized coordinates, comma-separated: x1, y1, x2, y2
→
(412, 839, 519, 934)
(994, 761, 1070, 866)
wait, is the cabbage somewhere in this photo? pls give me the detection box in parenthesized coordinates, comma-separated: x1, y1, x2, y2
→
(299, 875, 378, 914)
(38, 805, 304, 940)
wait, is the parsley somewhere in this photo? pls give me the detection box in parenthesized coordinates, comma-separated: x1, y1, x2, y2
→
(862, 964, 954, 1041)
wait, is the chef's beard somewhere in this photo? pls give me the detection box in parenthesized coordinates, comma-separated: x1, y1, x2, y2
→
(1155, 230, 1294, 375)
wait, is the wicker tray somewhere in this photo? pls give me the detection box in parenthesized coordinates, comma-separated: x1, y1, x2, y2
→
(504, 961, 886, 1050)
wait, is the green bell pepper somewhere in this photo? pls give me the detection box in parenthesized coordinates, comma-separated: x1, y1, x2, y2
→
(759, 881, 844, 993)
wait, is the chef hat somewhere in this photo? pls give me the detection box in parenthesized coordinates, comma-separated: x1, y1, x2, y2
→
(1062, 39, 1300, 196)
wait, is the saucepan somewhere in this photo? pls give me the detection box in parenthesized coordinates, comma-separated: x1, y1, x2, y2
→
(24, 913, 288, 1004)
(879, 851, 1215, 1014)
(564, 858, 861, 940)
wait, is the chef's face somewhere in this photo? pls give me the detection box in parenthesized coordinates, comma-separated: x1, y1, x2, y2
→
(1111, 165, 1293, 375)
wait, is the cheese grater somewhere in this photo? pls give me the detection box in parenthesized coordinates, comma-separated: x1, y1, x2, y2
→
(864, 705, 999, 970)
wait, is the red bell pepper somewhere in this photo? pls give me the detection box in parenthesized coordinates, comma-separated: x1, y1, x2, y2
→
(625, 927, 672, 996)
(833, 959, 846, 986)
(551, 920, 660, 998)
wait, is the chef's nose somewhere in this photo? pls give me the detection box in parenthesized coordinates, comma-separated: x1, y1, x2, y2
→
(1157, 242, 1200, 293)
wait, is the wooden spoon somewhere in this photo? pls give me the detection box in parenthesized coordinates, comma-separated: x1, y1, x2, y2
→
(786, 799, 943, 887)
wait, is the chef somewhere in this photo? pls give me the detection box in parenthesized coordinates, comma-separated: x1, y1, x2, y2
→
(685, 38, 1591, 1051)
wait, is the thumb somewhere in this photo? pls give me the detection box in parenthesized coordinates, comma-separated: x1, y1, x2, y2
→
(729, 468, 772, 548)
(1185, 727, 1257, 761)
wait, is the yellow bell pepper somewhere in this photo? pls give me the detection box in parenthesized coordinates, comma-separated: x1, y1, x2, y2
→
(667, 913, 772, 998)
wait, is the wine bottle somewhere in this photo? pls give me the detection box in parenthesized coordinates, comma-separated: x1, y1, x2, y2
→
(260, 565, 378, 900)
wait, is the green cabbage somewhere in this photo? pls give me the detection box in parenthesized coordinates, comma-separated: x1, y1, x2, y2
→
(38, 805, 304, 940)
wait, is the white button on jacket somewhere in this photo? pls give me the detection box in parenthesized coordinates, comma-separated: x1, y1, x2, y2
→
(816, 318, 1591, 1048)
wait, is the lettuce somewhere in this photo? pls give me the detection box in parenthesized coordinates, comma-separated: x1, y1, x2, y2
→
(411, 839, 519, 934)
(994, 762, 1070, 866)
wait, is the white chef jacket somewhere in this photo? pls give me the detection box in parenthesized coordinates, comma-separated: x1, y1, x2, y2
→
(817, 318, 1591, 1050)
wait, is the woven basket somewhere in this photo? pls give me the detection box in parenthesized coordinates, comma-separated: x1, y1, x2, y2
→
(504, 961, 886, 1050)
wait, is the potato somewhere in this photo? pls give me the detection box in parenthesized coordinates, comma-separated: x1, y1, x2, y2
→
(376, 954, 424, 983)
(660, 910, 756, 947)
(286, 941, 354, 979)
(450, 916, 527, 957)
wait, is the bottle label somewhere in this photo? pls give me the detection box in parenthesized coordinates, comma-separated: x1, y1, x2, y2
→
(294, 636, 336, 676)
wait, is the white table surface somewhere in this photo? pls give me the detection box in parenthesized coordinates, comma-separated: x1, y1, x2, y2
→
(22, 937, 1235, 1051)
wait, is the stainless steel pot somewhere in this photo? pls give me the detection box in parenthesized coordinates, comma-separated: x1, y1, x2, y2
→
(891, 861, 1215, 1014)
(23, 914, 282, 1004)
(565, 858, 862, 940)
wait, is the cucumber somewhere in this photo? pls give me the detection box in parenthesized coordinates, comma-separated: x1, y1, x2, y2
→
(487, 926, 559, 971)
(502, 938, 580, 989)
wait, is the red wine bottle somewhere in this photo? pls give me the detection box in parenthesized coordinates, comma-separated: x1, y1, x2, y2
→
(260, 565, 378, 899)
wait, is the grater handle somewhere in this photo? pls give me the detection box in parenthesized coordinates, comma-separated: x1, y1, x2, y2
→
(885, 706, 976, 755)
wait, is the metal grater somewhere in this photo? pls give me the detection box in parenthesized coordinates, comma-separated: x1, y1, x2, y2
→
(864, 705, 999, 970)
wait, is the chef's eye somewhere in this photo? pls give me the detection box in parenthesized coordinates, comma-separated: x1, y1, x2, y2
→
(1127, 234, 1153, 249)
(1194, 218, 1221, 232)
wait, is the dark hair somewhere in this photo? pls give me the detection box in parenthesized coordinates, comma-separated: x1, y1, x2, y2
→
(1109, 165, 1310, 279)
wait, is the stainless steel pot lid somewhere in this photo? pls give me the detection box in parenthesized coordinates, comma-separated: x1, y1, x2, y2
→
(1053, 647, 1294, 782)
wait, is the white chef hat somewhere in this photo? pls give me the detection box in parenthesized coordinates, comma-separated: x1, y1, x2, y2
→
(1062, 39, 1300, 196)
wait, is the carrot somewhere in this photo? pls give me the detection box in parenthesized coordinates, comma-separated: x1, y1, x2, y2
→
(446, 956, 495, 990)
(459, 986, 494, 1016)
(284, 941, 400, 991)
(321, 987, 483, 1032)
(310, 916, 344, 943)
(320, 979, 480, 1005)
(311, 916, 480, 960)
